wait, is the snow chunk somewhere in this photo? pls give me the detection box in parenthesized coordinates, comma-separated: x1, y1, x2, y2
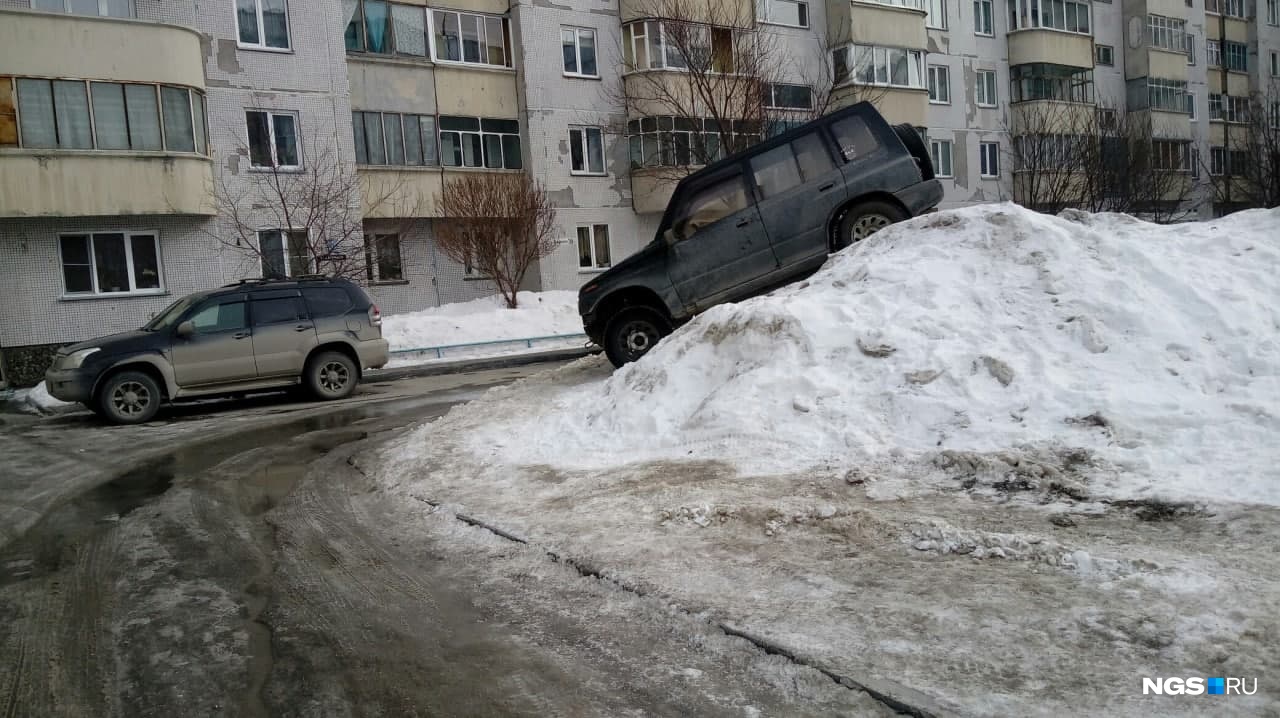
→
(381, 290, 581, 351)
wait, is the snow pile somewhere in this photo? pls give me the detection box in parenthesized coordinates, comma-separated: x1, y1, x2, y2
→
(380, 290, 582, 351)
(3, 381, 76, 415)
(451, 203, 1280, 506)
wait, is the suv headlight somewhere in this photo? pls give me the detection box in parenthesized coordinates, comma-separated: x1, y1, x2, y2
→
(65, 348, 100, 369)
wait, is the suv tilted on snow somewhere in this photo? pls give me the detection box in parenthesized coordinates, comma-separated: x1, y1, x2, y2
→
(44, 276, 389, 424)
(580, 102, 942, 367)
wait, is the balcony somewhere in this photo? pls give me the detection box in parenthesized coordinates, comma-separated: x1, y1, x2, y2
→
(832, 86, 927, 126)
(0, 152, 213, 216)
(630, 168, 679, 214)
(360, 168, 529, 218)
(828, 0, 927, 50)
(1008, 30, 1094, 69)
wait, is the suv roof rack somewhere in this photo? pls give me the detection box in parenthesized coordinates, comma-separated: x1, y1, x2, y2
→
(222, 273, 334, 288)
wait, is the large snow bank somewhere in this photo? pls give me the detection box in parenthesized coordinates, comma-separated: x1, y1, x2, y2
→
(380, 290, 581, 351)
(458, 203, 1280, 506)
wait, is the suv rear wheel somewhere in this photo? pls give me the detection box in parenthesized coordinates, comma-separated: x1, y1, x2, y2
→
(98, 370, 162, 424)
(604, 307, 672, 368)
(306, 351, 358, 400)
(835, 201, 909, 251)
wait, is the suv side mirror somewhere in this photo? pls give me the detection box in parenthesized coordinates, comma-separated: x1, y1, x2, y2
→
(176, 321, 195, 338)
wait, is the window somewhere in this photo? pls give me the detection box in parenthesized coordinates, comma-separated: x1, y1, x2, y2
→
(1206, 40, 1220, 67)
(1146, 15, 1186, 53)
(765, 84, 814, 110)
(1209, 94, 1249, 123)
(928, 65, 950, 103)
(976, 70, 997, 106)
(1097, 108, 1117, 129)
(1096, 44, 1114, 66)
(674, 174, 748, 240)
(1010, 63, 1094, 103)
(929, 139, 953, 177)
(32, 0, 131, 17)
(577, 225, 612, 269)
(1205, 0, 1246, 16)
(758, 0, 809, 26)
(58, 232, 163, 296)
(926, 0, 946, 28)
(1186, 34, 1196, 64)
(831, 45, 925, 89)
(303, 287, 354, 317)
(15, 79, 204, 154)
(189, 301, 247, 334)
(1011, 134, 1087, 170)
(857, 0, 924, 8)
(344, 1, 427, 56)
(622, 20, 743, 72)
(569, 126, 606, 174)
(1223, 42, 1247, 71)
(1135, 77, 1188, 112)
(1008, 0, 1091, 32)
(353, 112, 436, 166)
(246, 111, 299, 169)
(1269, 0, 1279, 24)
(1210, 147, 1249, 175)
(1272, 101, 1280, 130)
(258, 230, 310, 278)
(1152, 140, 1191, 171)
(235, 0, 290, 49)
(561, 27, 599, 77)
(979, 141, 999, 177)
(365, 234, 403, 281)
(432, 11, 512, 67)
(439, 116, 521, 169)
(974, 0, 994, 33)
(1272, 51, 1279, 76)
(252, 297, 307, 325)
(1186, 92, 1196, 119)
(750, 145, 804, 197)
(1192, 147, 1199, 178)
(627, 116, 761, 168)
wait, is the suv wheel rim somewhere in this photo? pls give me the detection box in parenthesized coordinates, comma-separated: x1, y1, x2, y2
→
(319, 361, 350, 393)
(850, 214, 891, 242)
(111, 381, 151, 417)
(621, 320, 658, 359)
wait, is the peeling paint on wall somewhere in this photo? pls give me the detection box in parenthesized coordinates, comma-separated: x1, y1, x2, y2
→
(216, 39, 242, 74)
(953, 131, 970, 190)
(547, 187, 577, 207)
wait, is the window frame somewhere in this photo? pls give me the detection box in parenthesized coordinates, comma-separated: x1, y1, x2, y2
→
(365, 233, 405, 282)
(576, 224, 613, 271)
(763, 83, 814, 110)
(973, 0, 994, 35)
(831, 44, 926, 90)
(245, 109, 302, 170)
(1008, 0, 1091, 34)
(975, 69, 997, 107)
(561, 26, 600, 78)
(568, 126, 607, 175)
(14, 78, 207, 155)
(430, 9, 513, 68)
(929, 138, 954, 178)
(925, 0, 947, 29)
(979, 141, 999, 178)
(344, 0, 429, 57)
(927, 65, 950, 104)
(235, 0, 292, 52)
(257, 229, 312, 279)
(56, 230, 165, 298)
(1095, 44, 1114, 66)
(438, 116, 522, 170)
(31, 0, 135, 18)
(621, 20, 747, 73)
(758, 0, 810, 27)
(352, 110, 438, 167)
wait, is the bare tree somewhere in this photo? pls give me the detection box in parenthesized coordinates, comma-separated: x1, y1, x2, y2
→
(1209, 81, 1280, 212)
(209, 136, 417, 281)
(433, 172, 557, 309)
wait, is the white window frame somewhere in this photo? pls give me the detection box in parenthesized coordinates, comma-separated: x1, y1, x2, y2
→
(832, 44, 926, 89)
(758, 0, 810, 27)
(1206, 0, 1246, 17)
(927, 65, 950, 103)
(257, 228, 312, 278)
(622, 20, 744, 74)
(925, 0, 947, 29)
(1272, 51, 1280, 76)
(365, 233, 404, 282)
(1008, 0, 1091, 33)
(973, 0, 994, 35)
(979, 141, 999, 178)
(561, 26, 599, 78)
(57, 230, 165, 298)
(764, 83, 814, 109)
(569, 126, 606, 175)
(235, 0, 292, 52)
(976, 69, 997, 106)
(245, 110, 301, 170)
(576, 224, 612, 271)
(429, 9, 513, 68)
(929, 138, 953, 178)
(1095, 44, 1114, 66)
(1269, 0, 1279, 24)
(31, 0, 134, 17)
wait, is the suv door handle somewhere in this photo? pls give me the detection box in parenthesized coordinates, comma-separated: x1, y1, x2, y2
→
(735, 218, 751, 227)
(294, 324, 313, 332)
(818, 182, 835, 192)
(233, 332, 250, 340)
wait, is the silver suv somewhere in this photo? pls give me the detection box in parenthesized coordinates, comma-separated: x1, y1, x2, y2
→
(44, 276, 389, 424)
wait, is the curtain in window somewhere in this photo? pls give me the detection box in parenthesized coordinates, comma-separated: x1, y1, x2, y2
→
(261, 0, 289, 48)
(161, 86, 194, 152)
(403, 115, 422, 165)
(94, 234, 130, 293)
(237, 0, 260, 44)
(192, 93, 207, 155)
(343, 0, 364, 51)
(124, 85, 162, 150)
(363, 113, 386, 164)
(383, 114, 405, 164)
(352, 112, 369, 164)
(53, 80, 92, 149)
(16, 79, 57, 148)
(364, 0, 390, 53)
(391, 5, 425, 55)
(272, 114, 298, 165)
(419, 116, 438, 165)
(90, 83, 129, 150)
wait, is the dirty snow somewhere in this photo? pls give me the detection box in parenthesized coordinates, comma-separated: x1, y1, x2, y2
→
(380, 290, 582, 351)
(2, 381, 75, 414)
(452, 204, 1280, 507)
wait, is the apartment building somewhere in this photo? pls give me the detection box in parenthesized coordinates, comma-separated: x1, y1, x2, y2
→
(1, 0, 1277, 386)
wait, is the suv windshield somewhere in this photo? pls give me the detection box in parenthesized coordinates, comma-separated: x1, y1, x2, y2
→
(143, 296, 197, 331)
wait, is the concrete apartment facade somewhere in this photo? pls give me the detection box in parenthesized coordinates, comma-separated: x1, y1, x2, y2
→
(2, 0, 1278, 386)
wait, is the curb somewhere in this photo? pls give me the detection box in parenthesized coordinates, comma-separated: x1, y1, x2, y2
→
(366, 345, 601, 382)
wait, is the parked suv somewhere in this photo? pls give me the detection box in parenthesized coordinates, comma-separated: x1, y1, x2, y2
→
(579, 102, 943, 367)
(45, 276, 389, 424)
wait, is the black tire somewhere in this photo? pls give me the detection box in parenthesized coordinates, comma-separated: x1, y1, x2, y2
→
(97, 370, 162, 424)
(835, 200, 909, 251)
(305, 351, 359, 400)
(603, 306, 672, 368)
(83, 401, 106, 417)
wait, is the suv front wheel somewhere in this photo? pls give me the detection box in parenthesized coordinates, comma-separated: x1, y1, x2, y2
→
(604, 307, 672, 368)
(306, 351, 359, 400)
(98, 370, 162, 424)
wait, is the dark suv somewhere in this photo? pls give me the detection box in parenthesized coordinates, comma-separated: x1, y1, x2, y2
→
(44, 276, 389, 424)
(580, 102, 942, 367)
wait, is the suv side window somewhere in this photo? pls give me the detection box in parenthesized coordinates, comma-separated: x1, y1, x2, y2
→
(750, 145, 803, 199)
(674, 173, 749, 240)
(792, 132, 836, 180)
(252, 297, 308, 326)
(829, 115, 879, 162)
(188, 301, 247, 334)
(303, 287, 354, 317)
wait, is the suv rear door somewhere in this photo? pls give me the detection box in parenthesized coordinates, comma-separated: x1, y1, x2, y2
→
(664, 165, 778, 311)
(749, 131, 846, 268)
(828, 110, 916, 195)
(171, 295, 256, 386)
(249, 290, 317, 378)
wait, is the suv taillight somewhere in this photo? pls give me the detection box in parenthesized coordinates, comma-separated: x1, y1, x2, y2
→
(369, 303, 382, 327)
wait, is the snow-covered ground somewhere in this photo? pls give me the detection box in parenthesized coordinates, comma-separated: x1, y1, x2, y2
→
(366, 204, 1280, 715)
(380, 290, 585, 364)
